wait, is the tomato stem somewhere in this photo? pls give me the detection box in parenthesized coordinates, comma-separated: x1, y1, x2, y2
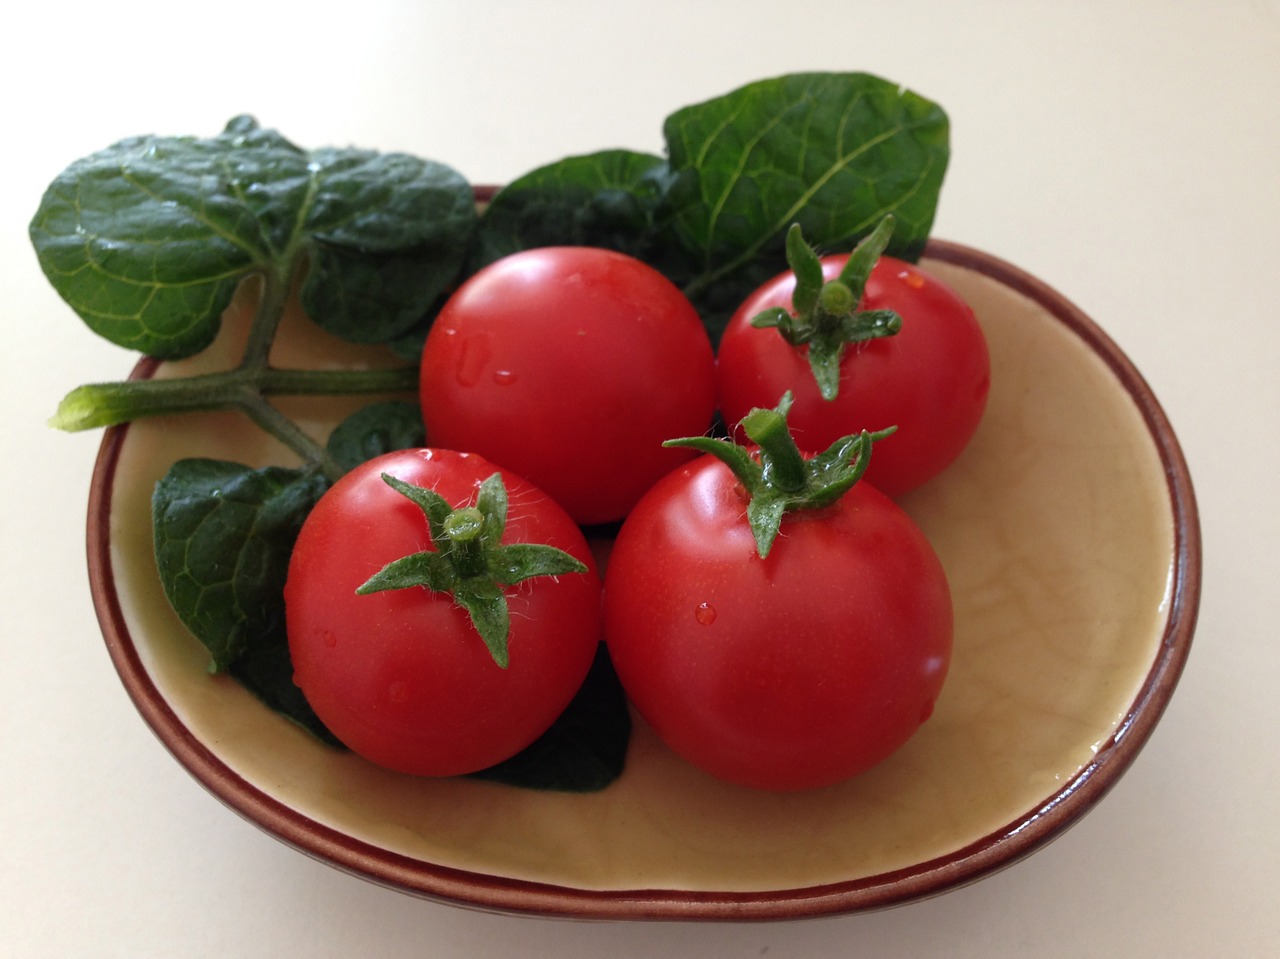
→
(750, 216, 903, 401)
(665, 392, 895, 558)
(356, 472, 589, 668)
(47, 258, 417, 479)
(740, 399, 808, 494)
(443, 507, 486, 543)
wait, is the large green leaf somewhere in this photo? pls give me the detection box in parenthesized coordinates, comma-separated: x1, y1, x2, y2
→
(663, 72, 949, 308)
(30, 115, 475, 358)
(299, 146, 476, 344)
(463, 75, 949, 344)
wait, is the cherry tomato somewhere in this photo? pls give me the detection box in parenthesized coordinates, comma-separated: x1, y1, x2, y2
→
(603, 452, 953, 792)
(419, 247, 717, 525)
(284, 448, 602, 777)
(717, 255, 990, 497)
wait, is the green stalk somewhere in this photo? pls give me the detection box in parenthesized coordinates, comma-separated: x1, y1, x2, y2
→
(49, 253, 419, 477)
(238, 267, 293, 371)
(665, 391, 894, 558)
(238, 395, 342, 481)
(49, 366, 420, 432)
(740, 404, 808, 494)
(748, 217, 903, 401)
(358, 473, 589, 668)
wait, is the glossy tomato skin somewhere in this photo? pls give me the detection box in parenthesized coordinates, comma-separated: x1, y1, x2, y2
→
(717, 256, 990, 497)
(284, 448, 602, 777)
(420, 247, 717, 525)
(603, 455, 953, 792)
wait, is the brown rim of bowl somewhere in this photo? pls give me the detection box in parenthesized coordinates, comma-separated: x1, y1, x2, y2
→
(85, 233, 1201, 922)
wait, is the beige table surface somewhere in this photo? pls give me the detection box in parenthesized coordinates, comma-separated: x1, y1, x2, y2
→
(2, 2, 1275, 956)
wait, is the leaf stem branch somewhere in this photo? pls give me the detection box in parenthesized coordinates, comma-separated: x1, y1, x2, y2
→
(238, 394, 343, 480)
(50, 363, 419, 473)
(238, 266, 294, 370)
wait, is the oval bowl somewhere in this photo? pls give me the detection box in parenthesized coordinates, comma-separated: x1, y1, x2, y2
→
(87, 237, 1200, 921)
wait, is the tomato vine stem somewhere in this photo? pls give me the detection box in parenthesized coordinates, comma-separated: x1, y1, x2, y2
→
(48, 260, 419, 479)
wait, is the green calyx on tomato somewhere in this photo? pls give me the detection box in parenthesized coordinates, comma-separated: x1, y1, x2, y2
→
(749, 216, 903, 401)
(665, 392, 895, 559)
(355, 471, 588, 668)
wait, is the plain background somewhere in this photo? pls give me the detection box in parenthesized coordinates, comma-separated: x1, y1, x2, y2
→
(2, 2, 1276, 956)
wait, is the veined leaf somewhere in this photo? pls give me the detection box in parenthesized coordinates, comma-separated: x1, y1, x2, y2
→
(29, 115, 475, 358)
(152, 458, 327, 672)
(663, 72, 949, 333)
(324, 400, 425, 474)
(470, 149, 686, 276)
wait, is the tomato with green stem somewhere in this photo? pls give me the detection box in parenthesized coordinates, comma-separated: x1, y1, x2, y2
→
(603, 394, 953, 792)
(716, 217, 990, 497)
(285, 448, 602, 777)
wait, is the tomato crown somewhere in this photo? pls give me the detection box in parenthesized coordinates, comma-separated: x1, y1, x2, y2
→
(355, 471, 588, 668)
(665, 392, 895, 558)
(749, 216, 903, 401)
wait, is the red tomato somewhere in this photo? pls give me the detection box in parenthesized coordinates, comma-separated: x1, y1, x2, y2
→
(284, 448, 602, 777)
(419, 247, 717, 525)
(603, 454, 953, 792)
(717, 256, 990, 497)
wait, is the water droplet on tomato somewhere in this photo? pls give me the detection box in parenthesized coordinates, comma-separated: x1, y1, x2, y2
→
(897, 269, 925, 290)
(455, 332, 493, 387)
(388, 680, 410, 704)
(492, 369, 518, 386)
(694, 602, 717, 626)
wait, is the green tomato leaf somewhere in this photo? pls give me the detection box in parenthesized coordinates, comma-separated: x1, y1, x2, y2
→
(29, 115, 475, 359)
(152, 458, 328, 672)
(151, 457, 337, 741)
(663, 72, 949, 338)
(470, 643, 631, 792)
(470, 149, 690, 278)
(299, 146, 476, 345)
(153, 406, 436, 744)
(226, 627, 343, 747)
(324, 400, 426, 474)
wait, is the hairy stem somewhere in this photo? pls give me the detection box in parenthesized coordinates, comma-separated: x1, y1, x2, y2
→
(239, 395, 342, 480)
(51, 366, 418, 428)
(238, 263, 296, 370)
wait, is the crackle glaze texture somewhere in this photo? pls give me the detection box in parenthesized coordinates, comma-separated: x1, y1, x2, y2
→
(95, 246, 1188, 916)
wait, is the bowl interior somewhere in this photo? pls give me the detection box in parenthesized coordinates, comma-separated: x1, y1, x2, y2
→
(89, 241, 1199, 919)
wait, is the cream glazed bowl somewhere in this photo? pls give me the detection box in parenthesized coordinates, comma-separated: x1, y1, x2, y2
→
(87, 236, 1200, 920)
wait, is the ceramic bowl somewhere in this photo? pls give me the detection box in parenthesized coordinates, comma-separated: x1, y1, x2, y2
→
(87, 237, 1200, 920)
